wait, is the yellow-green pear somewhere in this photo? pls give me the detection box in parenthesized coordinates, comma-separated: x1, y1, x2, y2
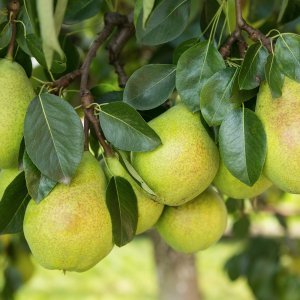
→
(156, 187, 227, 253)
(0, 168, 20, 199)
(104, 155, 164, 234)
(213, 160, 272, 199)
(132, 103, 219, 206)
(0, 59, 35, 168)
(23, 152, 113, 272)
(256, 77, 300, 193)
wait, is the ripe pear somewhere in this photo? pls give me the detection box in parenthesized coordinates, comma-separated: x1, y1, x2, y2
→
(23, 152, 113, 272)
(0, 168, 20, 199)
(256, 77, 300, 193)
(132, 103, 219, 206)
(0, 59, 35, 169)
(156, 187, 227, 253)
(104, 156, 164, 234)
(213, 160, 272, 199)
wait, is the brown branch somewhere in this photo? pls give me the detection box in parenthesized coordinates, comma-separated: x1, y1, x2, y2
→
(51, 69, 82, 93)
(6, 0, 20, 59)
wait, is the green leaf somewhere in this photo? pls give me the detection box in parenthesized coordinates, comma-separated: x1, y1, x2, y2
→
(238, 43, 268, 90)
(0, 22, 12, 50)
(36, 0, 64, 69)
(275, 33, 300, 82)
(99, 101, 161, 151)
(200, 67, 239, 126)
(123, 64, 176, 110)
(24, 93, 84, 184)
(219, 108, 266, 186)
(264, 54, 284, 98)
(136, 0, 191, 46)
(176, 41, 226, 112)
(0, 172, 30, 234)
(105, 176, 138, 247)
(173, 38, 199, 64)
(142, 0, 155, 28)
(54, 0, 69, 34)
(23, 151, 57, 203)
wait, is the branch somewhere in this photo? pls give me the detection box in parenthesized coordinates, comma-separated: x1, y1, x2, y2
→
(6, 0, 20, 59)
(51, 69, 82, 93)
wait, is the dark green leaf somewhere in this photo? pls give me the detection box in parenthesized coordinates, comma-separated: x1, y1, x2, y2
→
(23, 151, 57, 203)
(123, 64, 176, 110)
(94, 91, 124, 104)
(173, 38, 199, 64)
(64, 0, 103, 24)
(24, 93, 84, 184)
(105, 176, 138, 247)
(275, 33, 300, 82)
(200, 67, 239, 126)
(136, 0, 191, 46)
(264, 54, 284, 98)
(219, 108, 266, 186)
(232, 216, 250, 238)
(0, 22, 12, 50)
(99, 101, 161, 151)
(0, 172, 30, 234)
(176, 41, 226, 112)
(238, 43, 268, 90)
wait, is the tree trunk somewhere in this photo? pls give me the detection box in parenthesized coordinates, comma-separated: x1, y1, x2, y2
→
(149, 230, 201, 300)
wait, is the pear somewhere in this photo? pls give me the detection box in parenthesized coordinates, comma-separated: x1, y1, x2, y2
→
(104, 156, 164, 234)
(23, 152, 113, 272)
(132, 103, 219, 206)
(156, 187, 227, 253)
(256, 77, 300, 193)
(0, 168, 20, 199)
(213, 160, 272, 199)
(0, 59, 35, 169)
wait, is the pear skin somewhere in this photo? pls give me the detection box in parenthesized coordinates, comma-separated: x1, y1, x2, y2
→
(0, 168, 20, 199)
(256, 77, 300, 193)
(23, 152, 113, 272)
(213, 160, 272, 199)
(104, 156, 164, 234)
(0, 59, 35, 168)
(156, 187, 227, 253)
(132, 103, 219, 206)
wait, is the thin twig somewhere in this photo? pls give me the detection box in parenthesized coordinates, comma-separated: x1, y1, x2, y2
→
(6, 0, 20, 59)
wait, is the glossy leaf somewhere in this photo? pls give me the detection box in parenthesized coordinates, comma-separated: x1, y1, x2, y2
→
(275, 33, 300, 82)
(23, 151, 57, 203)
(123, 64, 176, 110)
(238, 43, 268, 90)
(173, 38, 199, 64)
(219, 108, 266, 186)
(24, 93, 84, 184)
(106, 176, 138, 247)
(0, 22, 12, 50)
(264, 54, 284, 98)
(176, 41, 226, 112)
(0, 172, 30, 234)
(99, 101, 161, 151)
(136, 0, 191, 45)
(200, 67, 239, 126)
(142, 0, 155, 27)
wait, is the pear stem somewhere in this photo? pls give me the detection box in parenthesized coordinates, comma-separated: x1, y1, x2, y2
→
(6, 0, 20, 60)
(219, 0, 272, 59)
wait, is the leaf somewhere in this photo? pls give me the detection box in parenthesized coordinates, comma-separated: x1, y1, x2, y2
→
(123, 64, 176, 110)
(36, 0, 64, 69)
(200, 67, 239, 126)
(275, 33, 300, 82)
(0, 22, 12, 50)
(136, 0, 191, 46)
(23, 151, 57, 203)
(176, 41, 226, 111)
(238, 43, 268, 90)
(173, 38, 199, 64)
(219, 108, 267, 186)
(99, 101, 161, 151)
(54, 0, 69, 34)
(0, 172, 30, 234)
(142, 0, 155, 28)
(264, 54, 284, 98)
(106, 176, 138, 247)
(24, 93, 84, 184)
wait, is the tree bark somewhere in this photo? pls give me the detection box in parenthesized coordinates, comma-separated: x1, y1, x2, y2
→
(149, 230, 201, 300)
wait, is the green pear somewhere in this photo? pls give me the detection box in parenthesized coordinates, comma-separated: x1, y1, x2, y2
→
(213, 160, 272, 199)
(132, 103, 219, 206)
(0, 59, 35, 169)
(104, 156, 164, 234)
(23, 152, 113, 272)
(156, 187, 227, 253)
(0, 168, 20, 199)
(256, 77, 300, 193)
